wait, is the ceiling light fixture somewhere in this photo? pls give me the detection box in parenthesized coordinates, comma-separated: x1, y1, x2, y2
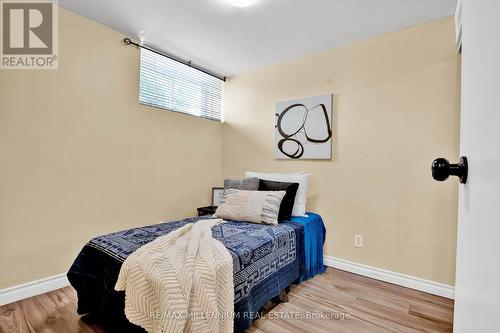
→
(223, 0, 259, 8)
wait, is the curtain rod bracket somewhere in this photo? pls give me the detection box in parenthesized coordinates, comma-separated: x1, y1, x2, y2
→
(123, 37, 139, 48)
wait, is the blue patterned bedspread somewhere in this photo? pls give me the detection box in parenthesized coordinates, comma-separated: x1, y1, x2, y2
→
(67, 215, 305, 332)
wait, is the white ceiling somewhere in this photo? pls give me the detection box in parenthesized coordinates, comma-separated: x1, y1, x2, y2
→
(59, 0, 457, 77)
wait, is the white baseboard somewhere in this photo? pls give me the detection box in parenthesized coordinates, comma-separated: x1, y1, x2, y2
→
(324, 256, 455, 299)
(0, 273, 70, 306)
(0, 257, 455, 306)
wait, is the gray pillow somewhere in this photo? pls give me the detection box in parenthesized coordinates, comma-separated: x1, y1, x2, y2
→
(214, 189, 286, 225)
(224, 177, 259, 191)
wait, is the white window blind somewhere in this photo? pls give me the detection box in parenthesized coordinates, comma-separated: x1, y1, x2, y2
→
(139, 48, 224, 121)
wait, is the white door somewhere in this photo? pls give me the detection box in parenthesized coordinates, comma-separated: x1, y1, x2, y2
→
(453, 0, 500, 332)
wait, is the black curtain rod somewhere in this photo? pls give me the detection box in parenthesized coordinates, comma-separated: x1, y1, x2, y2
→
(123, 37, 226, 82)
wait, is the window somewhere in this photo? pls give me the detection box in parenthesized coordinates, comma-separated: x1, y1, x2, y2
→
(139, 48, 224, 121)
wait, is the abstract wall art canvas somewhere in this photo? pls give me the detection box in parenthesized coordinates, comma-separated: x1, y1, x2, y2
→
(275, 94, 333, 159)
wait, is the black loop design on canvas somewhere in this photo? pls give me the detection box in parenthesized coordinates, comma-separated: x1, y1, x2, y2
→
(276, 103, 332, 158)
(278, 138, 304, 159)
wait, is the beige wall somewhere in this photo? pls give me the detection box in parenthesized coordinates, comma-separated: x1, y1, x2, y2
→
(222, 17, 460, 285)
(0, 10, 459, 290)
(0, 8, 223, 289)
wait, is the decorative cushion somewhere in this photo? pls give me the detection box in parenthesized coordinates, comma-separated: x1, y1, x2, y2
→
(223, 177, 260, 191)
(245, 171, 310, 217)
(214, 189, 286, 225)
(258, 180, 299, 222)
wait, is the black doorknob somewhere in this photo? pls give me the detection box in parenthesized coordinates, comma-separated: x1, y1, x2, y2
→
(431, 156, 468, 184)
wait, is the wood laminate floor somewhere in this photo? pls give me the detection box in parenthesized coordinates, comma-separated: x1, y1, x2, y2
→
(0, 268, 453, 333)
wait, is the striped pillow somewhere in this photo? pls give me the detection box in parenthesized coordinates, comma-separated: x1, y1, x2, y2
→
(214, 189, 286, 225)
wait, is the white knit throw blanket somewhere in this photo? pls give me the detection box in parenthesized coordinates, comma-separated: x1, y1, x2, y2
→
(115, 219, 234, 333)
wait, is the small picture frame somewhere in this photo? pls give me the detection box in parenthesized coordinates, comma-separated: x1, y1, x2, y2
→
(212, 187, 224, 207)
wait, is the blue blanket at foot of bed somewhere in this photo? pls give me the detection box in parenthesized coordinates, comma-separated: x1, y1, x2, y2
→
(291, 212, 327, 281)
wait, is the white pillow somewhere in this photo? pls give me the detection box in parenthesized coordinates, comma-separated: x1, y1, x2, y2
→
(245, 171, 310, 217)
(214, 189, 286, 225)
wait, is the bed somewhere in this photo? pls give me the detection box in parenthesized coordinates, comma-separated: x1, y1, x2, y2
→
(67, 213, 326, 332)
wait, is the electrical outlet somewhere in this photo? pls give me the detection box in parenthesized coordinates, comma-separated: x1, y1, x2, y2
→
(354, 234, 363, 248)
